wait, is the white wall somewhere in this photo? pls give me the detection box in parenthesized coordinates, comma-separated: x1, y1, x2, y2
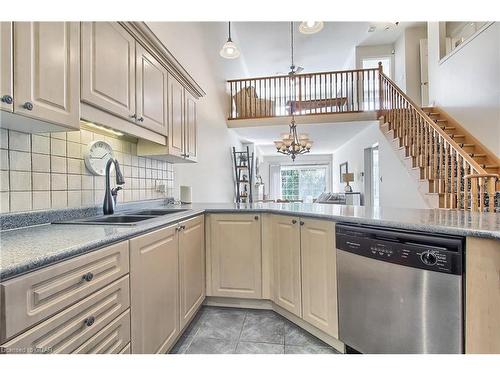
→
(332, 123, 429, 209)
(427, 22, 500, 156)
(394, 26, 427, 104)
(355, 44, 395, 78)
(394, 35, 406, 91)
(404, 26, 427, 105)
(148, 22, 243, 202)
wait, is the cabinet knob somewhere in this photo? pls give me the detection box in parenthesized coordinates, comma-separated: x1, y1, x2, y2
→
(84, 316, 95, 327)
(23, 101, 33, 110)
(130, 114, 137, 119)
(137, 117, 144, 122)
(254, 216, 259, 220)
(300, 221, 305, 226)
(1, 95, 13, 104)
(181, 225, 186, 230)
(82, 272, 94, 282)
(292, 219, 297, 224)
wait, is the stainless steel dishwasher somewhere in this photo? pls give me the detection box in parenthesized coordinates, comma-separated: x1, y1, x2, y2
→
(336, 223, 464, 354)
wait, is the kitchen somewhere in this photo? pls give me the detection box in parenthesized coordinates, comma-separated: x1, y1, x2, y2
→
(1, 2, 500, 374)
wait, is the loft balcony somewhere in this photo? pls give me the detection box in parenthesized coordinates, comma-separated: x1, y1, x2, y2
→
(226, 67, 383, 127)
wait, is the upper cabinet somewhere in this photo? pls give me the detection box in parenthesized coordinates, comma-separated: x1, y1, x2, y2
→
(0, 22, 13, 112)
(2, 21, 204, 162)
(81, 22, 136, 121)
(185, 90, 198, 161)
(168, 76, 185, 157)
(0, 22, 80, 131)
(135, 44, 168, 135)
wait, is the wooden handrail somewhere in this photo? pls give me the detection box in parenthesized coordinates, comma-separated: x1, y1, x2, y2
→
(228, 68, 381, 120)
(379, 72, 487, 175)
(227, 67, 379, 83)
(463, 173, 499, 179)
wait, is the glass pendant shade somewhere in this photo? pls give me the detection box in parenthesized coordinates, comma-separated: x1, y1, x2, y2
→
(220, 39, 240, 59)
(299, 21, 324, 34)
(220, 22, 240, 59)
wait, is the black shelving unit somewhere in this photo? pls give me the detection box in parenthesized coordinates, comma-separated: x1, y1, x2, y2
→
(232, 146, 254, 203)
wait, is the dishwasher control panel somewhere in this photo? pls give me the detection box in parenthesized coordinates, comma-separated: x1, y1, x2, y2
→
(336, 224, 463, 275)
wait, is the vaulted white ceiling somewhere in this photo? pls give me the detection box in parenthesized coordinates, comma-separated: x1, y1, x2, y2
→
(213, 21, 424, 79)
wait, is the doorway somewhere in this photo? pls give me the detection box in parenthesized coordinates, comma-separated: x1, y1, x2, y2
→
(364, 144, 380, 207)
(419, 39, 429, 106)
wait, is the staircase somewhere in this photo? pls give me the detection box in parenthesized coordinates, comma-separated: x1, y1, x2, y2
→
(378, 70, 499, 212)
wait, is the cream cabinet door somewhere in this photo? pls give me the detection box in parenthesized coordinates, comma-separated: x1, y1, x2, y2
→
(14, 22, 80, 129)
(135, 44, 168, 135)
(81, 22, 136, 121)
(209, 214, 262, 299)
(168, 76, 185, 157)
(300, 219, 338, 338)
(185, 90, 197, 161)
(272, 215, 302, 317)
(179, 215, 205, 330)
(130, 225, 179, 354)
(0, 22, 13, 112)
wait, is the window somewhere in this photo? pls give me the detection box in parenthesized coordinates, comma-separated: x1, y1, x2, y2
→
(280, 165, 328, 201)
(362, 57, 392, 79)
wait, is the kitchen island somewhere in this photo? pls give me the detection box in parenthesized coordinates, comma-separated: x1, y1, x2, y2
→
(0, 200, 498, 354)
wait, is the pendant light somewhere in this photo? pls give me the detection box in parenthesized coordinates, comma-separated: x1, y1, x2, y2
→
(274, 22, 313, 161)
(299, 21, 324, 34)
(220, 22, 240, 59)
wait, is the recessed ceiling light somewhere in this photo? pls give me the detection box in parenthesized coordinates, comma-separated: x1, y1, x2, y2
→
(299, 21, 324, 34)
(368, 25, 376, 33)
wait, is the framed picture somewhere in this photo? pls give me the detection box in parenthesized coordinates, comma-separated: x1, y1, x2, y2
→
(339, 162, 348, 183)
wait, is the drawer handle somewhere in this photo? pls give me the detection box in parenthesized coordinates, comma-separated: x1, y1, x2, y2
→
(254, 216, 259, 220)
(137, 117, 144, 122)
(292, 219, 297, 224)
(82, 272, 94, 282)
(1, 94, 13, 104)
(84, 316, 96, 327)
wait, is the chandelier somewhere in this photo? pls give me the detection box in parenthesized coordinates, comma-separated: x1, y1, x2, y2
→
(273, 22, 313, 161)
(274, 118, 312, 161)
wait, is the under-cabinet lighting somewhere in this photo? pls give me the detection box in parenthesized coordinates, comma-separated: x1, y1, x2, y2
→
(82, 121, 124, 137)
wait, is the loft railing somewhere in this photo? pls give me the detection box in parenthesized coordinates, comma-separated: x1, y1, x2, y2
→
(227, 67, 382, 120)
(378, 69, 498, 212)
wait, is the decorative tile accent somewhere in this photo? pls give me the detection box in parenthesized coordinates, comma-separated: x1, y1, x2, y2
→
(0, 129, 174, 212)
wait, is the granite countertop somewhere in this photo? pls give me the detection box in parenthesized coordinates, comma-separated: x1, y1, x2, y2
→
(1, 201, 499, 281)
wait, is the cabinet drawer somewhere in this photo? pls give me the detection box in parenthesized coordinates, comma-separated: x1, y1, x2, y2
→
(73, 310, 131, 354)
(1, 276, 130, 354)
(0, 241, 129, 343)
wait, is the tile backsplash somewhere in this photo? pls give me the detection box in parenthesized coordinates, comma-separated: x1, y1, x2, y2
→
(0, 128, 174, 213)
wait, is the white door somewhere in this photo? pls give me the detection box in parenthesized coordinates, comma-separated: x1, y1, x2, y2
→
(419, 39, 429, 106)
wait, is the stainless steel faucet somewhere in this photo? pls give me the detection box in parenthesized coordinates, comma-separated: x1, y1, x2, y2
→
(103, 158, 125, 215)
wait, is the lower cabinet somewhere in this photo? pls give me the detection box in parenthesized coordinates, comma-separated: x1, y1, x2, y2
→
(272, 215, 302, 316)
(129, 225, 180, 354)
(178, 215, 205, 330)
(129, 215, 206, 353)
(300, 219, 338, 338)
(208, 214, 262, 299)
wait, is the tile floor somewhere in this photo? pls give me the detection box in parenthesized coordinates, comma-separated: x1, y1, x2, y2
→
(169, 306, 340, 354)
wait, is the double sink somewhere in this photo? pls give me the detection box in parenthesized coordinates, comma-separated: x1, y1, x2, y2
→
(55, 209, 189, 226)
